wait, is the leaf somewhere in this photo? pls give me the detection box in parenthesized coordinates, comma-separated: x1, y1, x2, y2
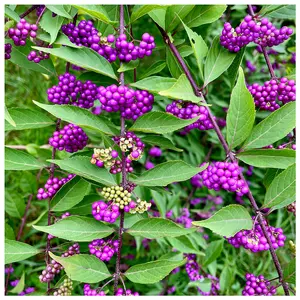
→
(130, 5, 162, 23)
(220, 265, 233, 292)
(227, 48, 245, 89)
(6, 39, 56, 76)
(159, 74, 204, 103)
(141, 135, 182, 152)
(5, 240, 39, 264)
(167, 236, 205, 255)
(283, 258, 295, 284)
(192, 204, 252, 237)
(263, 169, 283, 189)
(187, 278, 212, 292)
(243, 102, 296, 150)
(139, 61, 166, 80)
(38, 32, 82, 48)
(5, 6, 20, 22)
(124, 258, 186, 284)
(148, 7, 167, 30)
(178, 45, 194, 57)
(73, 5, 115, 25)
(226, 67, 255, 149)
(204, 36, 237, 87)
(32, 46, 117, 80)
(165, 5, 195, 32)
(131, 160, 208, 186)
(127, 218, 196, 238)
(47, 156, 116, 186)
(184, 5, 227, 28)
(5, 223, 15, 240)
(33, 216, 114, 242)
(5, 193, 25, 219)
(10, 272, 25, 294)
(33, 101, 118, 136)
(166, 47, 184, 78)
(117, 60, 139, 72)
(49, 253, 111, 283)
(259, 5, 295, 19)
(263, 164, 295, 209)
(40, 10, 65, 44)
(5, 108, 54, 131)
(68, 194, 101, 215)
(203, 239, 224, 266)
(5, 105, 16, 127)
(46, 5, 72, 18)
(130, 76, 176, 94)
(129, 111, 200, 134)
(51, 176, 91, 211)
(237, 149, 295, 169)
(5, 147, 44, 170)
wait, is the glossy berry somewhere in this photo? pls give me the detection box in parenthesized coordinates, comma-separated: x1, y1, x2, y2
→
(5, 43, 12, 60)
(53, 278, 73, 296)
(148, 146, 162, 157)
(83, 284, 106, 296)
(242, 273, 277, 296)
(88, 239, 119, 261)
(115, 288, 139, 296)
(27, 46, 52, 63)
(92, 200, 120, 223)
(287, 202, 296, 216)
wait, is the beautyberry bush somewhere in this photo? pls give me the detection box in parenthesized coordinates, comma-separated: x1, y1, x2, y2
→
(5, 4, 295, 296)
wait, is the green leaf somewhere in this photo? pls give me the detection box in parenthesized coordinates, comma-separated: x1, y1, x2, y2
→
(40, 10, 65, 44)
(33, 216, 114, 242)
(184, 5, 227, 28)
(33, 101, 118, 136)
(5, 223, 15, 240)
(141, 135, 183, 152)
(283, 258, 295, 284)
(6, 39, 56, 76)
(51, 176, 90, 212)
(220, 265, 233, 292)
(204, 36, 237, 87)
(5, 105, 16, 128)
(130, 5, 162, 23)
(227, 48, 245, 89)
(203, 239, 224, 266)
(166, 47, 184, 78)
(129, 111, 200, 134)
(32, 46, 117, 80)
(131, 160, 208, 186)
(127, 218, 196, 238)
(237, 149, 295, 169)
(260, 5, 295, 19)
(46, 5, 73, 18)
(187, 278, 212, 292)
(73, 5, 115, 25)
(226, 67, 255, 149)
(10, 272, 25, 294)
(165, 5, 195, 32)
(5, 147, 44, 170)
(5, 240, 39, 264)
(178, 45, 194, 57)
(68, 194, 101, 215)
(139, 61, 166, 80)
(49, 253, 111, 283)
(263, 169, 283, 189)
(148, 8, 167, 30)
(47, 156, 116, 186)
(117, 60, 139, 72)
(181, 21, 208, 81)
(193, 204, 252, 237)
(263, 164, 295, 209)
(243, 102, 296, 150)
(159, 74, 204, 103)
(38, 32, 82, 48)
(130, 76, 176, 94)
(167, 235, 205, 255)
(5, 193, 25, 219)
(5, 108, 54, 131)
(125, 258, 186, 284)
(5, 6, 20, 22)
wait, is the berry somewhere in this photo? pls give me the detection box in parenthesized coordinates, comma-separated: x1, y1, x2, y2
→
(5, 43, 12, 60)
(110, 158, 134, 174)
(53, 278, 73, 296)
(190, 173, 203, 188)
(145, 161, 155, 170)
(8, 19, 38, 46)
(129, 198, 151, 214)
(287, 202, 296, 216)
(242, 273, 277, 296)
(27, 45, 52, 63)
(5, 266, 14, 274)
(246, 60, 256, 72)
(88, 239, 119, 261)
(115, 288, 139, 296)
(49, 123, 88, 153)
(148, 146, 162, 157)
(92, 200, 120, 223)
(91, 147, 118, 169)
(83, 284, 106, 296)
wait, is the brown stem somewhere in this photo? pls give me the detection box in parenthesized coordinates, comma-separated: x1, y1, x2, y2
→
(19, 5, 38, 18)
(155, 22, 290, 296)
(35, 6, 46, 25)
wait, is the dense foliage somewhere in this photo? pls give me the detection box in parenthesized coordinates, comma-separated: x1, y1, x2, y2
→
(5, 4, 296, 296)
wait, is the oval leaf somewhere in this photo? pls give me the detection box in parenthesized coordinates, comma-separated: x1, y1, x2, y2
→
(130, 5, 162, 23)
(167, 236, 205, 255)
(141, 135, 182, 152)
(130, 76, 176, 94)
(203, 239, 224, 266)
(5, 240, 39, 264)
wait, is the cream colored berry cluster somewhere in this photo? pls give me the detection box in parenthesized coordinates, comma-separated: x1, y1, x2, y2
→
(130, 198, 151, 214)
(53, 278, 73, 296)
(101, 186, 132, 209)
(91, 147, 116, 168)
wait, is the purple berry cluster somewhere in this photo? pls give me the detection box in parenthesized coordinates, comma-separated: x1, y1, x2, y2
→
(115, 288, 139, 296)
(5, 43, 12, 60)
(27, 47, 51, 63)
(49, 123, 88, 153)
(246, 60, 256, 72)
(287, 202, 296, 216)
(166, 100, 214, 132)
(83, 284, 106, 296)
(8, 19, 38, 46)
(37, 174, 75, 200)
(110, 158, 134, 174)
(36, 5, 45, 17)
(242, 273, 277, 296)
(98, 85, 154, 120)
(5, 266, 14, 274)
(220, 15, 293, 52)
(88, 239, 119, 261)
(18, 287, 35, 296)
(47, 73, 98, 109)
(248, 78, 296, 111)
(199, 161, 249, 196)
(176, 208, 193, 228)
(148, 146, 162, 157)
(190, 173, 203, 188)
(10, 279, 19, 287)
(115, 33, 155, 62)
(92, 200, 120, 223)
(227, 218, 286, 252)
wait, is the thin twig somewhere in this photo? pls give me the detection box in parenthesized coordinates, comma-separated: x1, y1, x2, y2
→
(35, 6, 46, 25)
(19, 5, 38, 18)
